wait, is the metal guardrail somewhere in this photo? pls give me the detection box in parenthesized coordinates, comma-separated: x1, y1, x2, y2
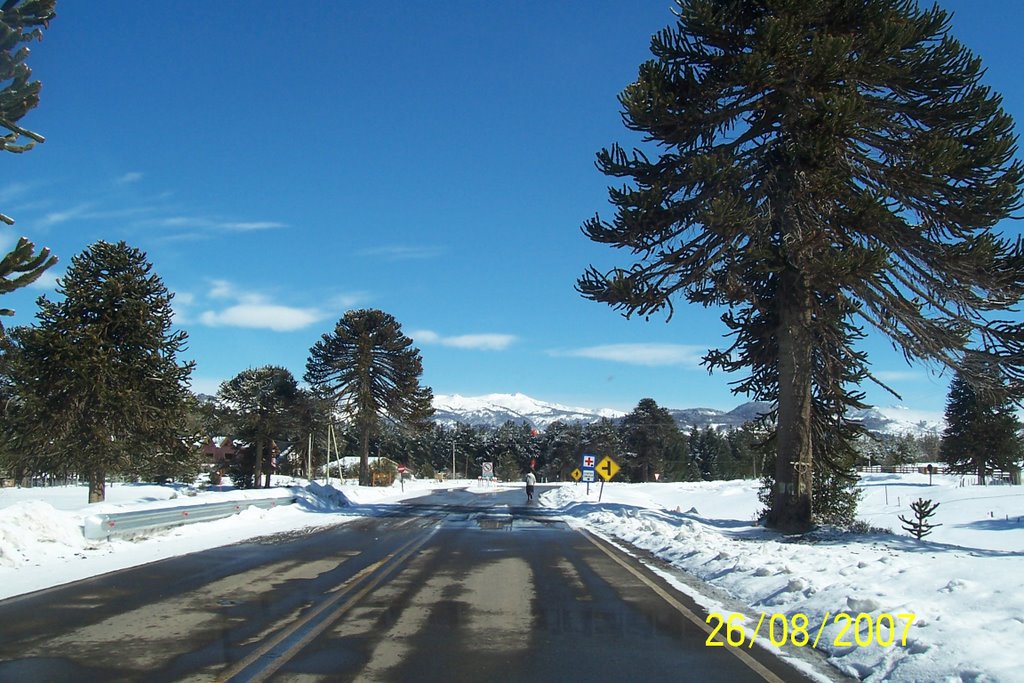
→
(82, 493, 297, 540)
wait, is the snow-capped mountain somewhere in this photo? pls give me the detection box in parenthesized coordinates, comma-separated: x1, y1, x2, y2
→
(431, 393, 624, 429)
(849, 405, 945, 436)
(431, 393, 944, 435)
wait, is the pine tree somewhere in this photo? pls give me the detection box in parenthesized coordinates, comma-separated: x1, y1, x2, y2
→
(487, 420, 541, 481)
(620, 398, 679, 482)
(542, 420, 585, 481)
(0, 1, 58, 324)
(3, 241, 193, 502)
(218, 366, 300, 489)
(578, 0, 1024, 530)
(581, 418, 622, 466)
(305, 309, 433, 486)
(941, 356, 1023, 485)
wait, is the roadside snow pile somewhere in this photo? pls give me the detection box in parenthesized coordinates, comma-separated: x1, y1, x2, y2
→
(0, 501, 89, 569)
(544, 475, 1024, 683)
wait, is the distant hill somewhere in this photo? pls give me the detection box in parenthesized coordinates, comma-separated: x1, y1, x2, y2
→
(432, 393, 624, 429)
(430, 393, 944, 436)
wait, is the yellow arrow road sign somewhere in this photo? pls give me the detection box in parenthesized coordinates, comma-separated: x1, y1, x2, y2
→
(570, 468, 582, 481)
(596, 456, 620, 481)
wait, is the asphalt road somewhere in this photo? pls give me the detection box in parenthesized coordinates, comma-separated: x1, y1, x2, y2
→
(0, 486, 840, 682)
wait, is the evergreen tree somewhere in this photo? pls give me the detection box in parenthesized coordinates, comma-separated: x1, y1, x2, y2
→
(620, 398, 678, 482)
(721, 425, 763, 480)
(578, 0, 1024, 530)
(218, 366, 300, 489)
(287, 388, 336, 480)
(581, 418, 622, 466)
(660, 428, 690, 482)
(486, 421, 542, 481)
(3, 241, 193, 502)
(305, 309, 434, 486)
(941, 357, 1023, 485)
(866, 433, 921, 468)
(429, 423, 486, 480)
(542, 420, 584, 481)
(0, 1, 57, 323)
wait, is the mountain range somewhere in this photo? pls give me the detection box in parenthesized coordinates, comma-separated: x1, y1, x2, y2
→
(432, 393, 944, 436)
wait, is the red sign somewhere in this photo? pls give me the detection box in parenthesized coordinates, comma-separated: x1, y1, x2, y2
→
(397, 466, 407, 473)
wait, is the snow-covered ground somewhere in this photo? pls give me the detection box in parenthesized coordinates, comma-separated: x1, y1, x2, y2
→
(1, 473, 1021, 682)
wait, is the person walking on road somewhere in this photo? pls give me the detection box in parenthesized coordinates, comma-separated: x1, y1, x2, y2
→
(525, 470, 537, 502)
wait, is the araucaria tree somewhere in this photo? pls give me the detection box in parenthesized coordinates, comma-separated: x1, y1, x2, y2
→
(0, 0, 58, 323)
(4, 241, 194, 502)
(941, 356, 1023, 485)
(218, 366, 300, 489)
(577, 0, 1024, 530)
(305, 309, 434, 486)
(621, 398, 679, 482)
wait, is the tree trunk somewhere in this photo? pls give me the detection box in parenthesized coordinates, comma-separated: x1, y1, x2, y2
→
(253, 433, 264, 489)
(88, 469, 106, 503)
(977, 458, 985, 486)
(263, 439, 273, 488)
(359, 424, 370, 486)
(767, 271, 814, 531)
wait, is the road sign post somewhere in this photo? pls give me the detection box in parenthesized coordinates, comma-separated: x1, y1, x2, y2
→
(581, 454, 597, 495)
(595, 456, 620, 502)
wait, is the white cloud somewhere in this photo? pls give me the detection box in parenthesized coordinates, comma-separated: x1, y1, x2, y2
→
(329, 292, 369, 310)
(208, 279, 236, 299)
(173, 291, 196, 307)
(220, 221, 287, 231)
(872, 370, 925, 382)
(357, 245, 445, 261)
(0, 181, 33, 204)
(40, 202, 95, 227)
(199, 304, 323, 332)
(444, 334, 517, 350)
(196, 279, 346, 332)
(412, 329, 516, 351)
(114, 172, 144, 185)
(157, 216, 287, 232)
(554, 343, 706, 367)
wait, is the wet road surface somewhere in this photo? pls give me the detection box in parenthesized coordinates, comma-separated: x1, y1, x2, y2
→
(0, 486, 837, 682)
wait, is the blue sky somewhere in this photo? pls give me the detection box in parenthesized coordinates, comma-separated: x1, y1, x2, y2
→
(2, 1, 1022, 414)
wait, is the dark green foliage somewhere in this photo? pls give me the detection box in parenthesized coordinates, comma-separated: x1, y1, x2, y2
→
(0, 0, 57, 318)
(687, 428, 724, 481)
(621, 398, 679, 482)
(305, 309, 434, 486)
(426, 422, 487, 479)
(541, 420, 585, 481)
(864, 433, 922, 467)
(217, 366, 300, 489)
(578, 0, 1024, 530)
(899, 498, 941, 540)
(280, 389, 335, 480)
(941, 356, 1024, 485)
(487, 420, 541, 481)
(1, 240, 194, 502)
(581, 418, 622, 468)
